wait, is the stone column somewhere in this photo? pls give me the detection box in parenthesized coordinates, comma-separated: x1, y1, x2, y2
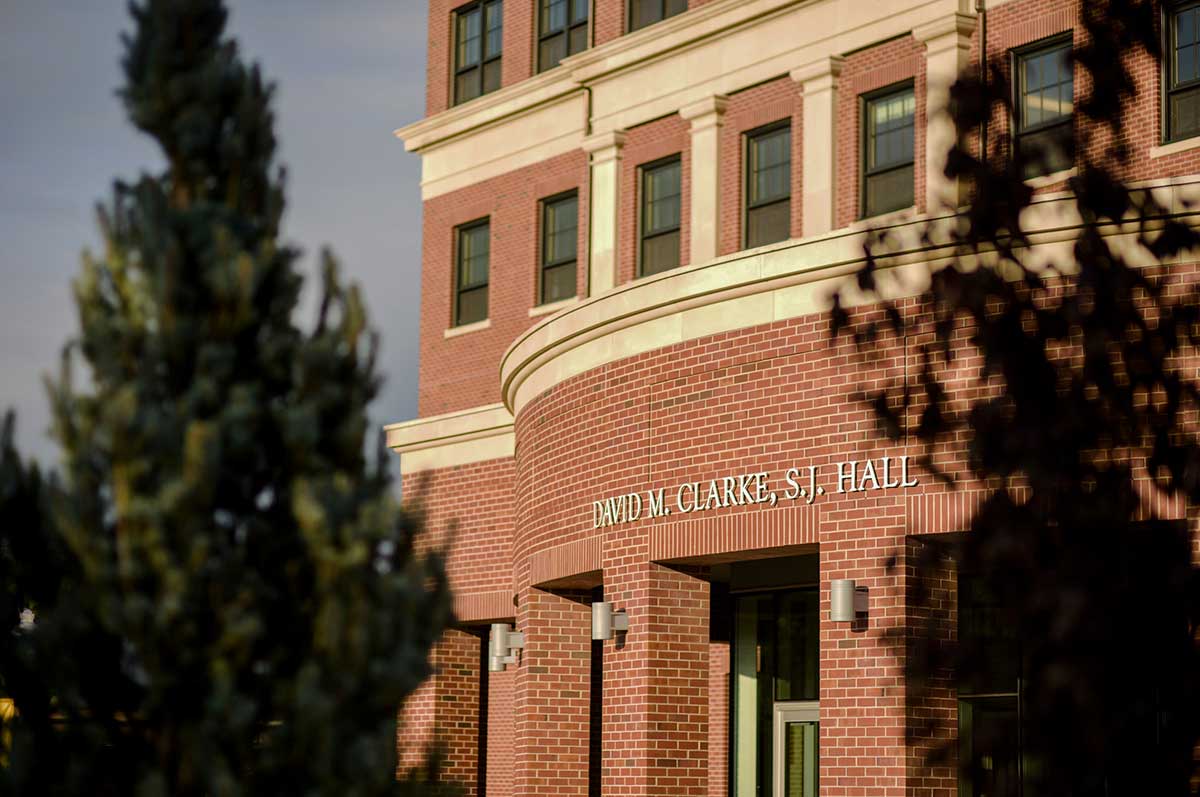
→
(792, 56, 844, 237)
(915, 12, 977, 213)
(680, 95, 729, 265)
(583, 130, 627, 296)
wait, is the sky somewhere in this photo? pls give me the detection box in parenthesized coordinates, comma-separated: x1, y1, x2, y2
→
(0, 1, 428, 468)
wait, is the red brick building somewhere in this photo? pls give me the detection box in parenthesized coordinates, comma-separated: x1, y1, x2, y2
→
(387, 1, 1200, 795)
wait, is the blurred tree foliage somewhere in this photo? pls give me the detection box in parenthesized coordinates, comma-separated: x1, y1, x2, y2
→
(834, 1, 1200, 794)
(0, 1, 450, 794)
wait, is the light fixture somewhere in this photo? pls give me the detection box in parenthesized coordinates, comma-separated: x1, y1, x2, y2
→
(591, 602, 629, 641)
(829, 579, 868, 622)
(488, 622, 525, 672)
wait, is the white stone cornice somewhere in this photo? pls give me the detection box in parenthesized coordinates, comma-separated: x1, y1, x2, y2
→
(385, 403, 514, 474)
(394, 68, 580, 153)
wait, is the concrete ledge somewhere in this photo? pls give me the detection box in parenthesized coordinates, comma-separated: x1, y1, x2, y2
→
(385, 403, 514, 475)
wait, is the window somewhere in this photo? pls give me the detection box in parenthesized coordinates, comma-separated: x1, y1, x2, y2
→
(639, 157, 682, 277)
(1013, 38, 1074, 179)
(538, 0, 588, 72)
(540, 192, 578, 305)
(862, 84, 916, 218)
(453, 0, 503, 106)
(1167, 3, 1200, 141)
(629, 0, 686, 32)
(455, 220, 489, 326)
(744, 123, 792, 249)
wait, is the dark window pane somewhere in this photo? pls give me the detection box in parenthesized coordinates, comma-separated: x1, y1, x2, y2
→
(539, 34, 567, 71)
(1172, 85, 1200, 140)
(456, 285, 488, 326)
(569, 23, 587, 55)
(544, 195, 578, 264)
(541, 262, 576, 304)
(630, 0, 660, 30)
(867, 89, 915, 171)
(458, 8, 482, 67)
(1179, 8, 1196, 46)
(746, 200, 790, 248)
(748, 126, 791, 206)
(483, 59, 501, 93)
(773, 589, 818, 701)
(485, 1, 503, 56)
(1018, 121, 1073, 179)
(643, 160, 681, 235)
(641, 230, 680, 275)
(456, 70, 480, 103)
(665, 0, 687, 17)
(543, 0, 567, 32)
(571, 0, 588, 24)
(959, 698, 1021, 797)
(864, 164, 914, 217)
(1019, 44, 1072, 133)
(458, 224, 489, 289)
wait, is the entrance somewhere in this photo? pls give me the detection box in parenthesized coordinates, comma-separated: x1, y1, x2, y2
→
(731, 587, 819, 797)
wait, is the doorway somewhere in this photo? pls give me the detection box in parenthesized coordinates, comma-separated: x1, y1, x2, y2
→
(731, 587, 819, 797)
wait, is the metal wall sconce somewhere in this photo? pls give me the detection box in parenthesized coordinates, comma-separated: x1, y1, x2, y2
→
(488, 622, 525, 672)
(591, 601, 629, 641)
(829, 579, 869, 622)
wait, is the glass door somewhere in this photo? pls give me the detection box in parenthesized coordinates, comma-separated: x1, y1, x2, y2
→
(773, 702, 818, 797)
(732, 588, 819, 797)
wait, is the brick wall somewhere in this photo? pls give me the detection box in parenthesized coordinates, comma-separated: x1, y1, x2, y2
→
(594, 0, 625, 46)
(402, 457, 516, 599)
(718, 76, 804, 256)
(397, 627, 484, 793)
(418, 150, 588, 417)
(836, 35, 928, 227)
(618, 114, 692, 285)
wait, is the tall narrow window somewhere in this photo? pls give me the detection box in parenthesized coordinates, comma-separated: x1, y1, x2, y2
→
(744, 123, 792, 249)
(455, 220, 489, 326)
(861, 84, 916, 218)
(453, 0, 503, 106)
(540, 192, 578, 305)
(538, 0, 588, 72)
(629, 0, 686, 32)
(1013, 38, 1074, 179)
(639, 157, 682, 277)
(1167, 3, 1200, 141)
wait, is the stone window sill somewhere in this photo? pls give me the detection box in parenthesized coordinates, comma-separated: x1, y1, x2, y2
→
(1149, 136, 1200, 159)
(1024, 167, 1076, 189)
(444, 318, 491, 339)
(529, 296, 580, 318)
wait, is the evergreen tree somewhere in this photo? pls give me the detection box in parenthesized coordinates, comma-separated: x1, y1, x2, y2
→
(0, 1, 449, 794)
(834, 1, 1199, 793)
